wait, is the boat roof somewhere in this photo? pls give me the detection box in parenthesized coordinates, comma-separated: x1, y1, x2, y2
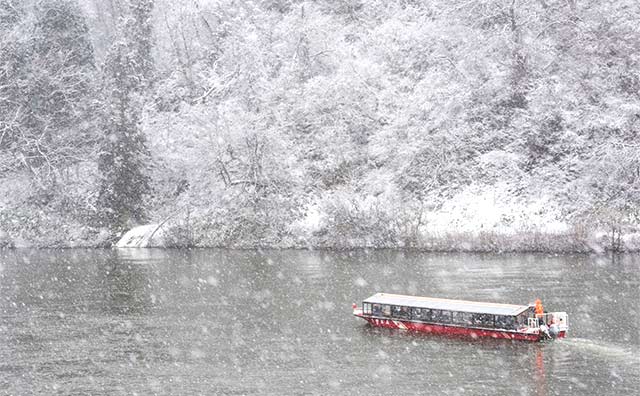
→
(363, 293, 531, 316)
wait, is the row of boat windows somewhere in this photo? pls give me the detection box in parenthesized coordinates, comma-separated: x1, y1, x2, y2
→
(363, 303, 525, 329)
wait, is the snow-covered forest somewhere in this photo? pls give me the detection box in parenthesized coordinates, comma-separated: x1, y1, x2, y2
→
(0, 0, 639, 251)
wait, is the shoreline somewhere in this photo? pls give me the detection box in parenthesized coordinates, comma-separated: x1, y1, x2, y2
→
(2, 230, 639, 253)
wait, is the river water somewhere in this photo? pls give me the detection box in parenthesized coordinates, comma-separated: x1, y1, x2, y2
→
(1, 249, 638, 395)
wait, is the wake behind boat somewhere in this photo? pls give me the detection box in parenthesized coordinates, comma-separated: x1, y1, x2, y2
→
(353, 293, 568, 342)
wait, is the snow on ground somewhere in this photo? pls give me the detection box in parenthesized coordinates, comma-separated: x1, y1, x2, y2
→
(425, 182, 569, 235)
(116, 224, 165, 248)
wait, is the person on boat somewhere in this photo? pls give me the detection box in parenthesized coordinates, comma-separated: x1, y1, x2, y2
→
(534, 299, 544, 325)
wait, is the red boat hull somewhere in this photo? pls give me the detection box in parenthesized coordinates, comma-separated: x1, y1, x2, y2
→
(358, 315, 566, 342)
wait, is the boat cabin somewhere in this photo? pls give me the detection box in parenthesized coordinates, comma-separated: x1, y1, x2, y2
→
(361, 293, 533, 330)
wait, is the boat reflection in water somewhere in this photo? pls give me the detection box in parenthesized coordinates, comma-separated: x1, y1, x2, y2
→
(353, 293, 568, 342)
(535, 346, 547, 396)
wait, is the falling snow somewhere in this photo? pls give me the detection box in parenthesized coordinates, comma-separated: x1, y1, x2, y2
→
(0, 1, 639, 395)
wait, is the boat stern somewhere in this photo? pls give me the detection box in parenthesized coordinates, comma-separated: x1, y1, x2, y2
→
(530, 311, 569, 340)
(548, 311, 568, 338)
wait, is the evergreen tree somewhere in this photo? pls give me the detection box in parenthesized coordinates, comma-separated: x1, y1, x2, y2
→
(124, 0, 155, 87)
(97, 0, 155, 234)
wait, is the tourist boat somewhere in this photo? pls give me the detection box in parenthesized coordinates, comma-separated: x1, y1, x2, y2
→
(353, 293, 568, 341)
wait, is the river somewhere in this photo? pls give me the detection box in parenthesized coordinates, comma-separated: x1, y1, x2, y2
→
(1, 249, 638, 395)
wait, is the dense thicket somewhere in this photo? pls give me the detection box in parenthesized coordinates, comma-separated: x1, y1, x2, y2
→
(0, 0, 638, 251)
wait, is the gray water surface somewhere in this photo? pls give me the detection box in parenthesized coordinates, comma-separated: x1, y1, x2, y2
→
(1, 250, 638, 395)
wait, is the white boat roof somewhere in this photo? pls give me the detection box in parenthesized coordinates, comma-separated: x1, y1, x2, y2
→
(363, 293, 531, 316)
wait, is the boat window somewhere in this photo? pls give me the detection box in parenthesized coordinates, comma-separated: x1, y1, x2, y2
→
(433, 309, 452, 324)
(372, 304, 381, 316)
(495, 315, 515, 329)
(453, 311, 473, 325)
(515, 312, 528, 327)
(382, 305, 391, 316)
(472, 313, 494, 327)
(414, 308, 431, 321)
(452, 311, 462, 324)
(391, 305, 411, 319)
(363, 303, 372, 314)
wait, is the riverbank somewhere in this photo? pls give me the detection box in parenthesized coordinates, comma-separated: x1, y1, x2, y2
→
(2, 219, 638, 253)
(1, 183, 638, 253)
